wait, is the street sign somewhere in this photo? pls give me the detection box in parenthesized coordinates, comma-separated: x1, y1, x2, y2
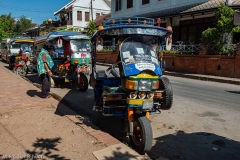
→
(234, 13, 240, 25)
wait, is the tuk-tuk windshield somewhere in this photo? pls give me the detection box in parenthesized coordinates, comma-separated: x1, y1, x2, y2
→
(120, 36, 158, 65)
(10, 42, 33, 51)
(70, 39, 91, 52)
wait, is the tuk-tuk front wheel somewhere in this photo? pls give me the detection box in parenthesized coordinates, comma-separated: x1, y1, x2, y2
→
(78, 74, 88, 92)
(129, 116, 153, 154)
(15, 67, 27, 77)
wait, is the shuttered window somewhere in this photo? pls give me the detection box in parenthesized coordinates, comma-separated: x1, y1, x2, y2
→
(77, 11, 82, 21)
(85, 12, 90, 21)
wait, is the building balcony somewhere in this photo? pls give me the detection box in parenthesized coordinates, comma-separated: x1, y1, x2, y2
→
(60, 20, 73, 26)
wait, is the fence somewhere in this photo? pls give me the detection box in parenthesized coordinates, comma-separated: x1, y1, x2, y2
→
(98, 43, 237, 55)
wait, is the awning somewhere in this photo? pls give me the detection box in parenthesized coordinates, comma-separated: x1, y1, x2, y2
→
(35, 32, 91, 44)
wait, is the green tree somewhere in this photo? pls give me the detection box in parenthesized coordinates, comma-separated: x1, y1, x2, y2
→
(86, 20, 97, 36)
(0, 13, 15, 40)
(13, 15, 36, 35)
(201, 3, 240, 44)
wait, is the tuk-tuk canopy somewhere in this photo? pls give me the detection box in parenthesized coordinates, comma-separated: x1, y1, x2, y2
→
(9, 36, 34, 43)
(35, 32, 91, 45)
(92, 17, 173, 39)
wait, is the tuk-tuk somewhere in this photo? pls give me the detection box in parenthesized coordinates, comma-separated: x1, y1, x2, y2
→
(3, 37, 34, 70)
(91, 17, 173, 154)
(34, 32, 92, 91)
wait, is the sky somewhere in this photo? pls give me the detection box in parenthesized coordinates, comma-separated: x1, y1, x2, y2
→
(0, 0, 72, 25)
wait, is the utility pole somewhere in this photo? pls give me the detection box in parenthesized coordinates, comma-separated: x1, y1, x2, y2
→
(91, 0, 93, 21)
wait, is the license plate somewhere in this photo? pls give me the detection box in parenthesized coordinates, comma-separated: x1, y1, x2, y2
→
(142, 100, 153, 109)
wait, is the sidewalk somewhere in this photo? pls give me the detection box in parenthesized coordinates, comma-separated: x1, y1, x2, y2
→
(96, 62, 240, 85)
(0, 64, 144, 160)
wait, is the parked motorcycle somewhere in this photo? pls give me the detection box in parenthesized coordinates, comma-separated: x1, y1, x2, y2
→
(14, 56, 37, 77)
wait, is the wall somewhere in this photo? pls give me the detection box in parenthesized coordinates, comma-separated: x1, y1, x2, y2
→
(163, 55, 240, 78)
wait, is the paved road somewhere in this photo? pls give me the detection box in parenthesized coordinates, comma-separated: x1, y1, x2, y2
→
(2, 60, 240, 160)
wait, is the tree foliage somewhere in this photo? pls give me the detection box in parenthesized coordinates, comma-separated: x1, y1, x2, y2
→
(86, 20, 97, 36)
(14, 16, 36, 34)
(0, 13, 15, 40)
(0, 13, 36, 41)
(201, 3, 240, 44)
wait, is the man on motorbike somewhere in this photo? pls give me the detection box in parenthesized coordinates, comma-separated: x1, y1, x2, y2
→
(37, 40, 54, 98)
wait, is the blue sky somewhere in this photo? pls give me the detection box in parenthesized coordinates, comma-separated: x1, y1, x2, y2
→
(0, 0, 72, 24)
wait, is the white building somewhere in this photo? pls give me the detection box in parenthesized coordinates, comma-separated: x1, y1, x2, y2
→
(109, 0, 240, 44)
(54, 0, 111, 30)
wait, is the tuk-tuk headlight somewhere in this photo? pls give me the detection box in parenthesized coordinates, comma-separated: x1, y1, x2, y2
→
(139, 80, 151, 91)
(147, 92, 154, 99)
(138, 92, 146, 99)
(152, 80, 159, 89)
(125, 79, 138, 90)
(129, 92, 137, 99)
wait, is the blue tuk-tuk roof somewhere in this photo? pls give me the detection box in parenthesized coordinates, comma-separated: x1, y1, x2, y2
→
(35, 32, 91, 44)
(92, 17, 173, 39)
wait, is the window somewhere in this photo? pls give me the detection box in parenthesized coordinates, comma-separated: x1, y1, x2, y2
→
(115, 0, 121, 11)
(127, 0, 133, 8)
(85, 12, 90, 21)
(77, 11, 82, 21)
(142, 0, 149, 5)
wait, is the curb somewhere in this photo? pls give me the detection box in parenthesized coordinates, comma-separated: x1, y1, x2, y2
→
(96, 62, 240, 85)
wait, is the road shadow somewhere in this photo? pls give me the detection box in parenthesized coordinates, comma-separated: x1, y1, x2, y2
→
(53, 87, 128, 145)
(226, 90, 240, 94)
(26, 89, 41, 98)
(148, 130, 240, 160)
(24, 137, 70, 160)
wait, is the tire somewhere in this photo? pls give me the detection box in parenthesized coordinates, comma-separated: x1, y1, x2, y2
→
(13, 67, 17, 73)
(129, 116, 153, 154)
(78, 74, 88, 92)
(159, 77, 173, 110)
(15, 67, 27, 77)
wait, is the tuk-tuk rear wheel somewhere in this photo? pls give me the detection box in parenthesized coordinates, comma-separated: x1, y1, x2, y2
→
(78, 74, 88, 92)
(129, 116, 153, 154)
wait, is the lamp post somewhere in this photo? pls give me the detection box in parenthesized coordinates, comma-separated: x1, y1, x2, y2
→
(91, 0, 93, 21)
